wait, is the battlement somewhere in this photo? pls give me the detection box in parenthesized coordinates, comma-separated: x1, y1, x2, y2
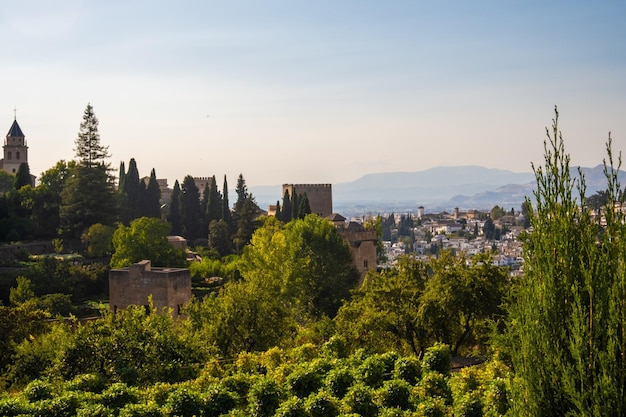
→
(283, 183, 332, 188)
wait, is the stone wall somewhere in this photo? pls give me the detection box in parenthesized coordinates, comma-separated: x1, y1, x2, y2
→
(109, 260, 191, 318)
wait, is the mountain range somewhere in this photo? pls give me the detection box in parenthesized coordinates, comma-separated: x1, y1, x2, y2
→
(250, 165, 624, 217)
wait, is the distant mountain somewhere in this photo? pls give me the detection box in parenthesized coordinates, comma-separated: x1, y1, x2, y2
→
(249, 165, 626, 216)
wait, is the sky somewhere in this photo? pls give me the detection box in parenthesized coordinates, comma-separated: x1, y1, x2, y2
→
(1, 0, 625, 187)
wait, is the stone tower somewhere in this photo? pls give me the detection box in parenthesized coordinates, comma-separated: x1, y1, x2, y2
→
(2, 117, 28, 174)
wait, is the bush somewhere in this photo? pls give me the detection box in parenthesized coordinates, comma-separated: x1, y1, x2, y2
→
(325, 366, 355, 399)
(65, 373, 107, 393)
(422, 344, 451, 374)
(163, 386, 203, 417)
(415, 397, 449, 417)
(453, 392, 483, 417)
(0, 396, 32, 416)
(221, 373, 253, 404)
(23, 379, 53, 401)
(31, 392, 80, 417)
(418, 372, 452, 405)
(118, 402, 163, 417)
(322, 335, 349, 359)
(378, 379, 412, 410)
(343, 384, 378, 417)
(393, 356, 422, 385)
(358, 354, 389, 388)
(76, 403, 110, 417)
(248, 377, 282, 417)
(202, 384, 237, 416)
(100, 382, 139, 410)
(287, 366, 323, 398)
(305, 390, 340, 417)
(483, 377, 508, 416)
(274, 395, 306, 417)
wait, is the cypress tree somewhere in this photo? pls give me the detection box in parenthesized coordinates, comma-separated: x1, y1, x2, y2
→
(118, 161, 126, 190)
(506, 108, 626, 416)
(275, 200, 281, 221)
(180, 175, 203, 240)
(298, 192, 311, 219)
(143, 168, 161, 218)
(291, 191, 299, 221)
(222, 175, 232, 227)
(168, 180, 182, 236)
(282, 189, 292, 223)
(123, 158, 142, 222)
(206, 175, 222, 224)
(14, 162, 31, 189)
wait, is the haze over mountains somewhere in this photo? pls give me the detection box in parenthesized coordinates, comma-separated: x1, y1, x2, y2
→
(250, 165, 624, 217)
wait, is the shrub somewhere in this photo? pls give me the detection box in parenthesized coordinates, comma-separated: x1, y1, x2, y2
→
(483, 377, 508, 417)
(76, 403, 110, 417)
(248, 377, 282, 417)
(393, 356, 422, 385)
(415, 397, 449, 417)
(100, 382, 139, 410)
(418, 372, 452, 405)
(118, 402, 163, 417)
(358, 354, 389, 388)
(65, 373, 107, 393)
(31, 392, 80, 417)
(0, 396, 32, 416)
(322, 335, 349, 359)
(422, 343, 451, 374)
(286, 366, 323, 398)
(325, 366, 355, 399)
(144, 382, 175, 407)
(202, 384, 237, 416)
(163, 386, 203, 417)
(221, 372, 253, 404)
(343, 383, 378, 417)
(305, 390, 340, 417)
(453, 392, 483, 417)
(274, 395, 306, 417)
(378, 379, 412, 410)
(23, 379, 53, 401)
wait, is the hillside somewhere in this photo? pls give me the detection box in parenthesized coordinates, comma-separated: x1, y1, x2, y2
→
(250, 164, 625, 215)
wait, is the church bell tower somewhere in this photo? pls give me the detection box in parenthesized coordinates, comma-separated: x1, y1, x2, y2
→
(2, 114, 28, 174)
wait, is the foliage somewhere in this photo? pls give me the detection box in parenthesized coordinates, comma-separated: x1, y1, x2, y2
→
(422, 343, 451, 375)
(505, 109, 626, 415)
(74, 103, 110, 167)
(14, 162, 32, 189)
(81, 223, 115, 258)
(110, 217, 185, 268)
(248, 377, 281, 417)
(180, 175, 203, 241)
(60, 163, 117, 238)
(167, 180, 183, 236)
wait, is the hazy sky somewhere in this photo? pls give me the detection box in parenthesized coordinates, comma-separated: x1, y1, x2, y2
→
(1, 0, 625, 186)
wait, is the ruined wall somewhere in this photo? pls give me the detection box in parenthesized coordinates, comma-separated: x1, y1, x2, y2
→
(109, 260, 191, 318)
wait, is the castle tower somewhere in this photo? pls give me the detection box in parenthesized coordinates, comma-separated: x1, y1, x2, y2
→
(2, 116, 28, 174)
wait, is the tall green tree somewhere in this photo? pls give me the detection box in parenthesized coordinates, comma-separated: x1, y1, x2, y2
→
(143, 168, 162, 218)
(60, 104, 117, 238)
(121, 158, 143, 223)
(297, 193, 311, 219)
(14, 163, 31, 189)
(233, 197, 260, 254)
(222, 175, 232, 227)
(206, 175, 222, 225)
(506, 109, 626, 416)
(73, 103, 110, 167)
(180, 175, 203, 241)
(282, 189, 292, 223)
(234, 173, 249, 213)
(168, 180, 182, 236)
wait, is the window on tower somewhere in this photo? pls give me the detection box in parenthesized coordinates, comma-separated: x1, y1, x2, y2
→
(7, 152, 11, 160)
(16, 151, 20, 160)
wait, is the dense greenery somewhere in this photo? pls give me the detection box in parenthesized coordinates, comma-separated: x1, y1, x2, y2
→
(505, 109, 626, 416)
(3, 107, 626, 416)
